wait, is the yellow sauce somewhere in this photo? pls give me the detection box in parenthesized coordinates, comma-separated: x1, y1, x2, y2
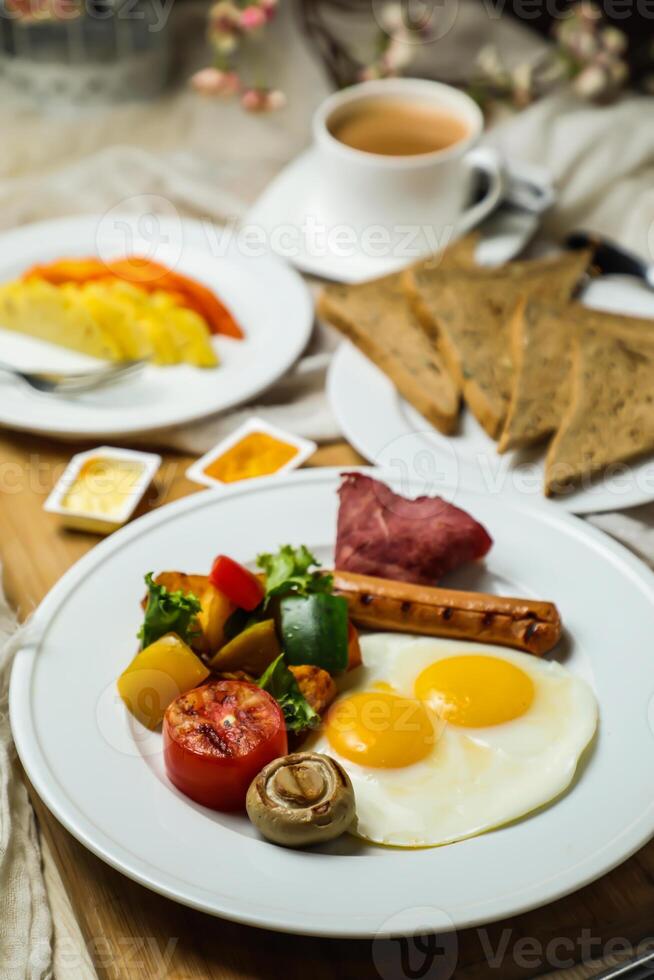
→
(61, 457, 144, 517)
(204, 432, 298, 483)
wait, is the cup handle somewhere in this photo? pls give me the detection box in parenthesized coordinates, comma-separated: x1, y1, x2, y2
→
(457, 147, 505, 235)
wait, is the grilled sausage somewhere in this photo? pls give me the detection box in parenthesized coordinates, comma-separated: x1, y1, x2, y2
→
(332, 571, 561, 656)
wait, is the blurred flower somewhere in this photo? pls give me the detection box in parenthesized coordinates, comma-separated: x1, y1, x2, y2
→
(577, 0, 602, 25)
(380, 2, 404, 33)
(358, 0, 431, 82)
(477, 44, 505, 78)
(569, 30, 598, 61)
(194, 0, 282, 111)
(382, 37, 414, 72)
(208, 30, 239, 55)
(191, 68, 241, 96)
(380, 0, 432, 39)
(607, 59, 628, 86)
(473, 1, 629, 112)
(266, 89, 286, 110)
(209, 0, 240, 32)
(359, 65, 382, 81)
(241, 87, 286, 112)
(240, 5, 266, 31)
(601, 27, 627, 55)
(511, 62, 534, 108)
(6, 0, 81, 19)
(574, 64, 608, 97)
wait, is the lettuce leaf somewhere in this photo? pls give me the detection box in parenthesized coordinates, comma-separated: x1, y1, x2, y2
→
(138, 572, 202, 649)
(256, 545, 332, 602)
(257, 654, 320, 734)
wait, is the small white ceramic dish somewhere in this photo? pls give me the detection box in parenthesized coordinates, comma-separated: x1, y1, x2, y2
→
(10, 468, 654, 936)
(327, 275, 654, 514)
(186, 416, 316, 488)
(0, 215, 313, 440)
(44, 446, 161, 534)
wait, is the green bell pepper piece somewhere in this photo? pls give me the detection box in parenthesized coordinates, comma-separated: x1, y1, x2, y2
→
(278, 592, 349, 674)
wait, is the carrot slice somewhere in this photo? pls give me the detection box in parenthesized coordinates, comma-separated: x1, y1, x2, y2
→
(23, 258, 107, 285)
(107, 258, 244, 339)
(22, 256, 244, 339)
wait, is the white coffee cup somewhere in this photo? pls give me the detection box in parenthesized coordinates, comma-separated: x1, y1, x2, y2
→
(311, 77, 502, 260)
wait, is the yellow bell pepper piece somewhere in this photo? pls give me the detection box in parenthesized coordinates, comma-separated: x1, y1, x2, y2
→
(117, 633, 210, 730)
(208, 618, 281, 676)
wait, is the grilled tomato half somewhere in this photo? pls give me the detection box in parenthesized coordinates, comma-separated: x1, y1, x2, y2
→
(163, 679, 287, 811)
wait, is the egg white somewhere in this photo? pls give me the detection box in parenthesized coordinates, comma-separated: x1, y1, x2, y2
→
(308, 634, 598, 847)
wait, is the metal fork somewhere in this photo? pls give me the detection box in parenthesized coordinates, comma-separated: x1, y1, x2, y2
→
(590, 948, 654, 978)
(0, 358, 147, 394)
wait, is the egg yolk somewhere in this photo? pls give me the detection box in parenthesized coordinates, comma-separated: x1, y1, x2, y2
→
(415, 655, 534, 728)
(326, 691, 436, 768)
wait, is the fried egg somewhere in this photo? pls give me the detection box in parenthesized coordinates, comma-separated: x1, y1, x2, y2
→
(307, 634, 598, 847)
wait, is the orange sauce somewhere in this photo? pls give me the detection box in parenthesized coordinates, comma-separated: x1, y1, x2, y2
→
(204, 432, 298, 483)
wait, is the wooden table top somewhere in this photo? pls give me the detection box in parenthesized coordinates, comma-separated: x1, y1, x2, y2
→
(2, 427, 652, 980)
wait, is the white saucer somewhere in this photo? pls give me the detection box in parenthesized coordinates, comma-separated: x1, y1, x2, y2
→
(245, 147, 532, 283)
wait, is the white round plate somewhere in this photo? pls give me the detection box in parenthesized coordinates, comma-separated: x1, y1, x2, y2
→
(0, 215, 312, 439)
(10, 468, 654, 937)
(328, 277, 654, 514)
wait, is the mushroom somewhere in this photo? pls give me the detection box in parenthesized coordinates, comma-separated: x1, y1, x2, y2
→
(246, 752, 356, 847)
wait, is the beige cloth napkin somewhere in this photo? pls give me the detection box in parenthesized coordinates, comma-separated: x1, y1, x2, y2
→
(488, 93, 654, 551)
(0, 583, 52, 980)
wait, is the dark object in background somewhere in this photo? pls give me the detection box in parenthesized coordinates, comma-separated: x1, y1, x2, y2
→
(498, 0, 654, 89)
(567, 232, 654, 289)
(298, 0, 654, 91)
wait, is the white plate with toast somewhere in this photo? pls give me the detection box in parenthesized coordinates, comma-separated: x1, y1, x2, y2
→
(0, 216, 312, 440)
(328, 276, 654, 514)
(10, 467, 654, 936)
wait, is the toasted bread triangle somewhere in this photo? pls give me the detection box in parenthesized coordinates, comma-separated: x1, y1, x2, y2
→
(317, 235, 478, 434)
(545, 308, 654, 494)
(498, 301, 572, 453)
(404, 251, 592, 439)
(500, 300, 654, 455)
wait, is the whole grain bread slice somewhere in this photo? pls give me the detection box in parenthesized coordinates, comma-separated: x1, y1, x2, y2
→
(497, 300, 572, 453)
(545, 310, 654, 495)
(499, 300, 654, 454)
(404, 251, 592, 439)
(317, 235, 478, 434)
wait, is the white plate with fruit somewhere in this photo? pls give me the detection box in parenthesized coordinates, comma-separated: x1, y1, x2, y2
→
(0, 215, 312, 440)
